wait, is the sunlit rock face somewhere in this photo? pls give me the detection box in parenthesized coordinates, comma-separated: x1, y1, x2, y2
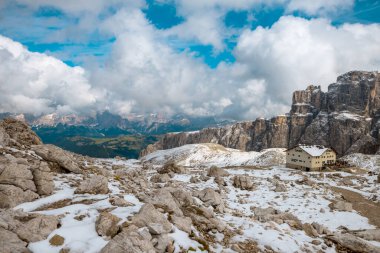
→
(142, 71, 380, 157)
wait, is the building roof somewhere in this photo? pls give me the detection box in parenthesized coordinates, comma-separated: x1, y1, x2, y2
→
(287, 144, 333, 157)
(298, 145, 329, 157)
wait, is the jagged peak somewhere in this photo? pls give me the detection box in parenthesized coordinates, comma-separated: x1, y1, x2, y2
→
(336, 70, 378, 83)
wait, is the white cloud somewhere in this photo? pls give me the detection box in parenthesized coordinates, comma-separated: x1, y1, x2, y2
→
(0, 35, 96, 115)
(286, 0, 354, 16)
(1, 7, 380, 120)
(92, 9, 234, 117)
(233, 16, 380, 106)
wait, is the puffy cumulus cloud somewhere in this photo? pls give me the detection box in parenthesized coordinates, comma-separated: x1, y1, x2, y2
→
(162, 0, 284, 50)
(286, 0, 354, 16)
(158, 0, 354, 50)
(91, 9, 236, 117)
(233, 16, 380, 106)
(0, 35, 96, 115)
(94, 8, 289, 120)
(1, 9, 380, 121)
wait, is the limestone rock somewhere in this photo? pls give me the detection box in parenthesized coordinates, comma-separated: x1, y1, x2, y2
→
(96, 212, 121, 238)
(109, 196, 134, 207)
(150, 173, 171, 183)
(352, 229, 380, 242)
(0, 227, 29, 253)
(274, 182, 287, 192)
(32, 162, 54, 195)
(0, 126, 10, 147)
(207, 166, 229, 177)
(100, 225, 155, 253)
(331, 200, 353, 212)
(214, 176, 226, 186)
(150, 188, 183, 216)
(75, 175, 109, 194)
(147, 223, 167, 235)
(327, 233, 380, 253)
(302, 223, 319, 237)
(0, 209, 59, 243)
(233, 175, 255, 190)
(15, 215, 59, 242)
(153, 234, 173, 253)
(131, 204, 172, 234)
(0, 118, 42, 148)
(170, 216, 192, 234)
(0, 161, 36, 192)
(32, 144, 82, 173)
(157, 162, 187, 174)
(195, 188, 222, 209)
(0, 184, 39, 208)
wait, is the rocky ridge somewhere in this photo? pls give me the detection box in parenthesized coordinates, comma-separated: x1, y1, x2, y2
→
(141, 71, 380, 157)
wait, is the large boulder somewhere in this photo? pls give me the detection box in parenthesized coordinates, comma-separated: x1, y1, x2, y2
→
(96, 212, 121, 238)
(330, 200, 353, 212)
(150, 173, 171, 183)
(0, 150, 54, 208)
(157, 162, 187, 174)
(131, 204, 172, 234)
(149, 188, 183, 216)
(31, 161, 54, 196)
(0, 118, 42, 148)
(0, 184, 39, 208)
(100, 225, 155, 253)
(32, 144, 82, 173)
(0, 209, 59, 247)
(170, 216, 192, 234)
(194, 188, 224, 212)
(0, 159, 36, 192)
(233, 175, 255, 190)
(0, 227, 29, 253)
(75, 175, 109, 194)
(352, 229, 380, 242)
(327, 233, 380, 253)
(14, 215, 59, 242)
(207, 166, 229, 177)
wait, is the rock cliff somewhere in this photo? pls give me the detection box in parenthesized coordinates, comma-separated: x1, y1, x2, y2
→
(141, 71, 380, 157)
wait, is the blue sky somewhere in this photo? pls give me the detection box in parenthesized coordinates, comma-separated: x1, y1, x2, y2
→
(0, 0, 379, 118)
(1, 0, 378, 68)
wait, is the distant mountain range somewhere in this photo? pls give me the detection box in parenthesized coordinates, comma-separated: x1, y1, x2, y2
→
(0, 111, 234, 158)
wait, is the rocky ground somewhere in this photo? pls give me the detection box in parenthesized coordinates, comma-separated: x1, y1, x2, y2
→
(1, 118, 380, 253)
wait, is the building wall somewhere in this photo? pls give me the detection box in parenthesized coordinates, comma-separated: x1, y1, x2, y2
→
(286, 147, 336, 171)
(286, 147, 312, 170)
(310, 150, 336, 168)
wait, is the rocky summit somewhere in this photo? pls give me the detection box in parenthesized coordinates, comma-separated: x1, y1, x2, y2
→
(0, 118, 380, 252)
(141, 71, 380, 157)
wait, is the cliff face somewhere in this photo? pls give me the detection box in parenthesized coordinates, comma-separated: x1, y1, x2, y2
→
(141, 71, 380, 157)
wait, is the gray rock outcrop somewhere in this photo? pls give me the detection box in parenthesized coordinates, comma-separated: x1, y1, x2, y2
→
(142, 71, 380, 157)
(96, 212, 121, 238)
(75, 175, 109, 194)
(327, 233, 380, 253)
(32, 144, 82, 174)
(233, 175, 255, 190)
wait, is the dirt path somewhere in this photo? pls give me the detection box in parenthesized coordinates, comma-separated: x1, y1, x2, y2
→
(331, 186, 380, 228)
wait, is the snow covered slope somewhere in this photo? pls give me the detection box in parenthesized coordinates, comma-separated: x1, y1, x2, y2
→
(142, 143, 286, 168)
